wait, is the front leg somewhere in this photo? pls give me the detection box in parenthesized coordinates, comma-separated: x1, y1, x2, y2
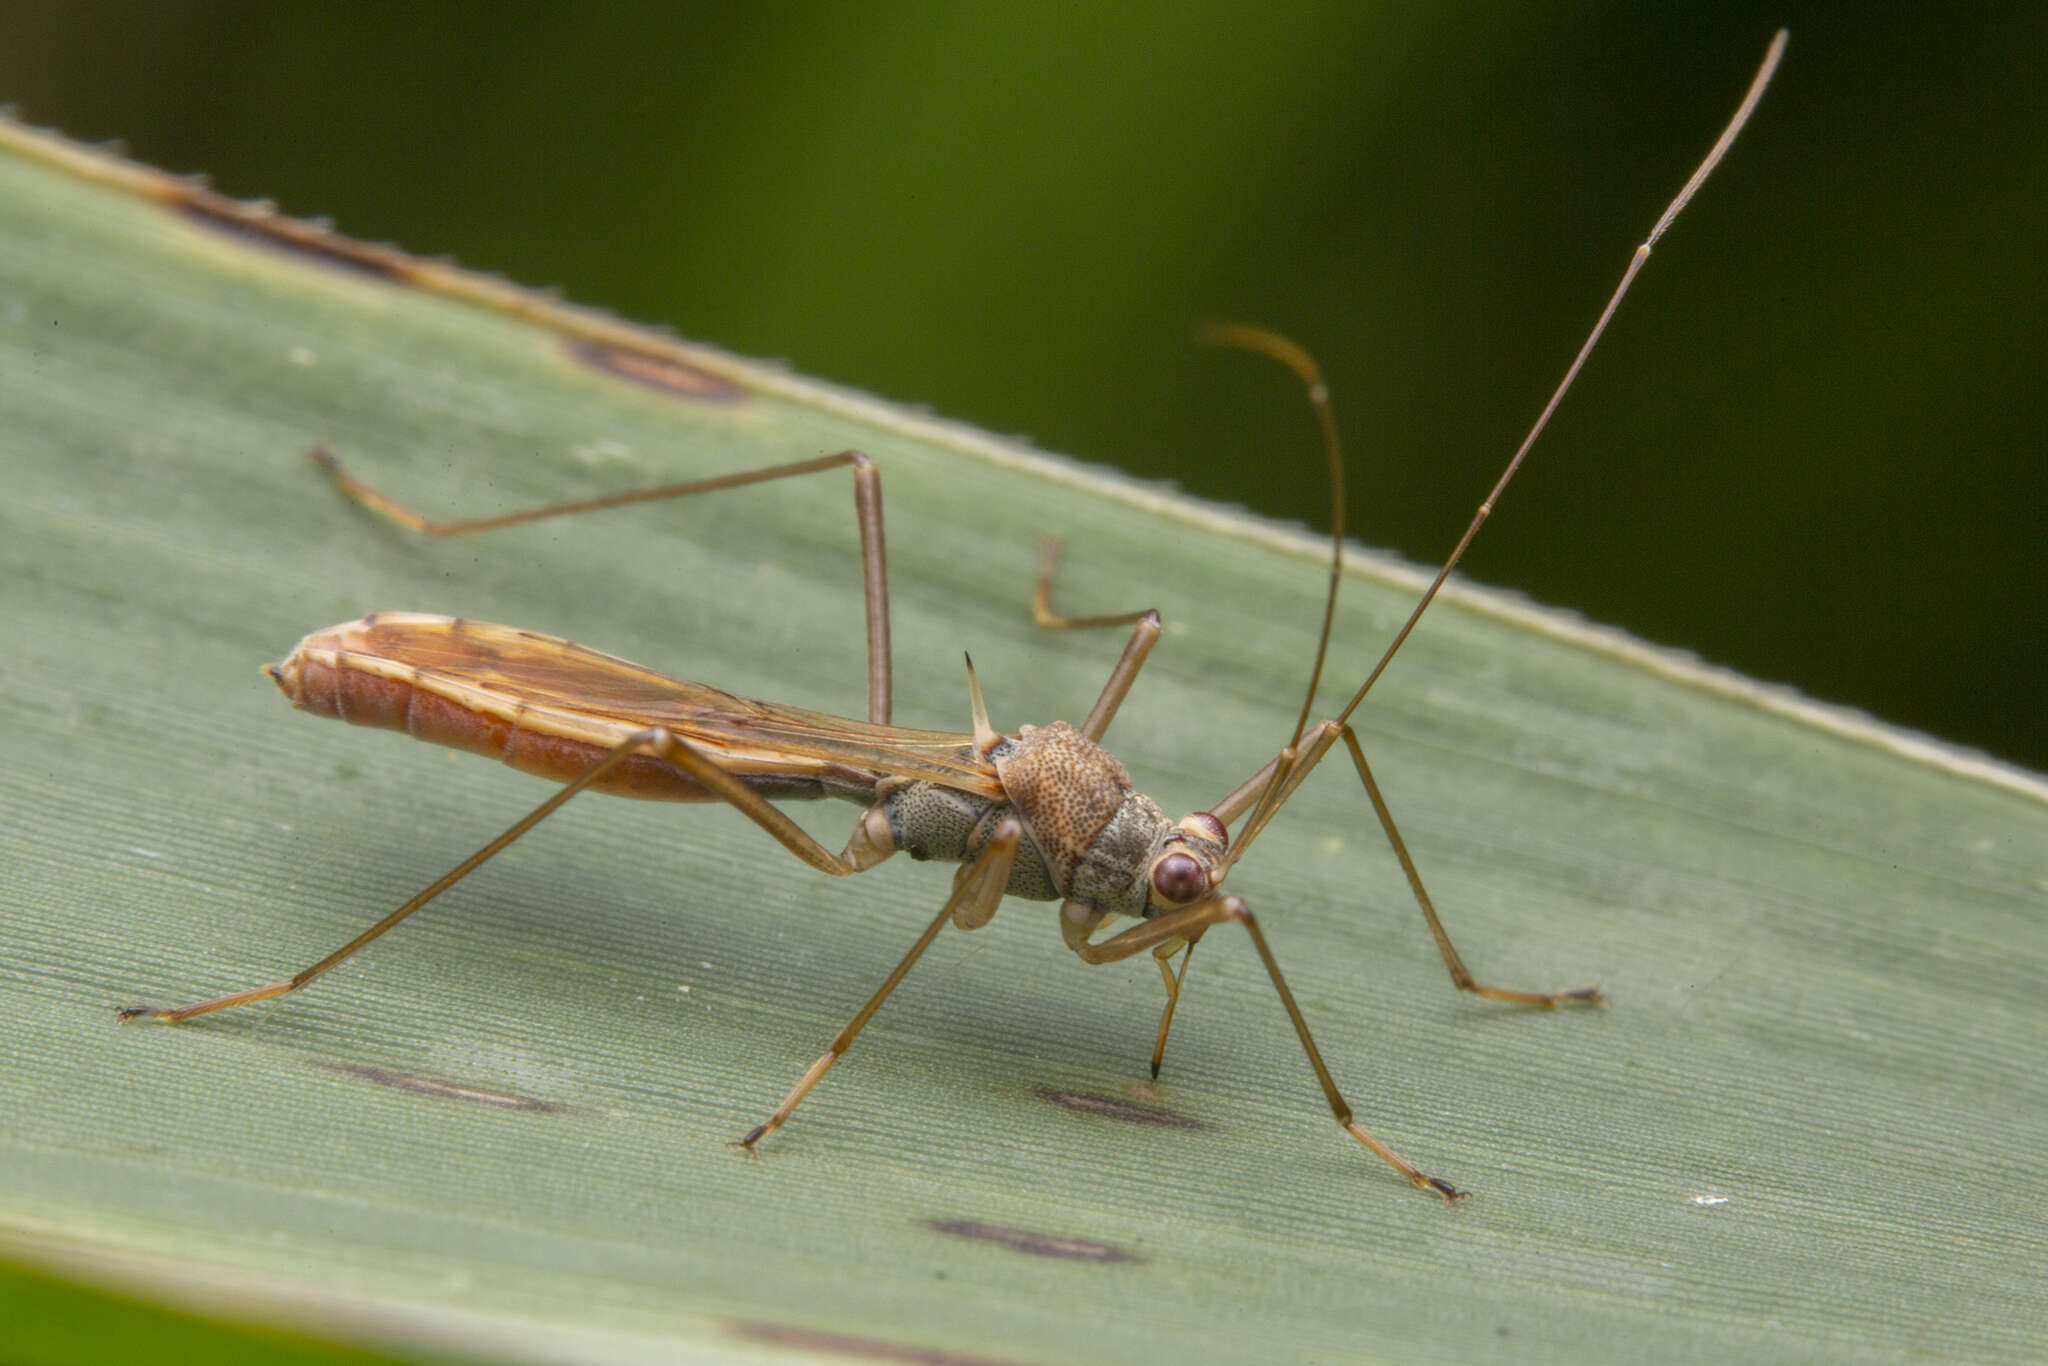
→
(1339, 727, 1603, 1008)
(1061, 897, 1463, 1202)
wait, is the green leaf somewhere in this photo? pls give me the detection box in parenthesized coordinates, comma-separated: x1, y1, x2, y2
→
(3, 118, 2044, 1366)
(0, 1256, 421, 1366)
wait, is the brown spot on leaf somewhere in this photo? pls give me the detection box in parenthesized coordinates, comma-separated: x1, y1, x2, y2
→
(165, 188, 413, 283)
(730, 1322, 1030, 1366)
(322, 1062, 561, 1113)
(567, 338, 746, 402)
(926, 1219, 1135, 1264)
(1035, 1088, 1205, 1129)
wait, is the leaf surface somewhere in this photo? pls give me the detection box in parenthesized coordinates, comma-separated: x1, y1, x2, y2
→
(2, 120, 2043, 1366)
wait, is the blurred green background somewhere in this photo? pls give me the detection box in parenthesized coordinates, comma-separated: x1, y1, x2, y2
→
(1, 1, 2039, 769)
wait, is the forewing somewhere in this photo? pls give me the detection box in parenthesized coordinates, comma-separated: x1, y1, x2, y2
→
(316, 613, 1003, 797)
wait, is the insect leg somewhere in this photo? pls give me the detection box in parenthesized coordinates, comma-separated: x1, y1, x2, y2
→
(1145, 723, 1344, 1076)
(1340, 726, 1601, 1008)
(1147, 936, 1196, 1079)
(310, 445, 894, 725)
(119, 726, 889, 1026)
(1031, 536, 1155, 632)
(1029, 538, 1163, 743)
(1064, 895, 1461, 1201)
(736, 818, 1023, 1152)
(1213, 722, 1343, 869)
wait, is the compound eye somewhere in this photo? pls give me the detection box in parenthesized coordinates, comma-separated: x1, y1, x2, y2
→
(1179, 811, 1228, 850)
(1151, 851, 1210, 905)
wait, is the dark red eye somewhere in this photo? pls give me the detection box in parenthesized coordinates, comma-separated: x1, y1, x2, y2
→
(1151, 851, 1209, 905)
(1180, 811, 1227, 849)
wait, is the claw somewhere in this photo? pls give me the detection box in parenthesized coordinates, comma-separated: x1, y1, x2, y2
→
(1423, 1175, 1466, 1203)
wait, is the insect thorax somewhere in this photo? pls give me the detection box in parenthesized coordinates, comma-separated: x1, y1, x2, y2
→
(876, 721, 1173, 919)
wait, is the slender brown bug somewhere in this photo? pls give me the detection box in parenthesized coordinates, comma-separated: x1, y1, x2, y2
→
(121, 32, 1785, 1200)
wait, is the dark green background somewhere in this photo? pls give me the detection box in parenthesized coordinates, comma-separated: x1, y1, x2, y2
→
(2, 2, 2039, 769)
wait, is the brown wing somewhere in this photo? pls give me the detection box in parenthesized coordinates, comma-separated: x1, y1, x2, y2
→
(274, 612, 1005, 799)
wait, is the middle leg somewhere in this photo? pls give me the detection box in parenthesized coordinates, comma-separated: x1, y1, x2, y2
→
(736, 819, 1024, 1151)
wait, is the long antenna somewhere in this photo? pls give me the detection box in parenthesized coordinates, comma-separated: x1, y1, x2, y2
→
(1199, 323, 1345, 750)
(1335, 28, 1786, 729)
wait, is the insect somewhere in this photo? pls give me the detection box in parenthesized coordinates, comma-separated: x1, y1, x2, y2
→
(121, 32, 1784, 1200)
